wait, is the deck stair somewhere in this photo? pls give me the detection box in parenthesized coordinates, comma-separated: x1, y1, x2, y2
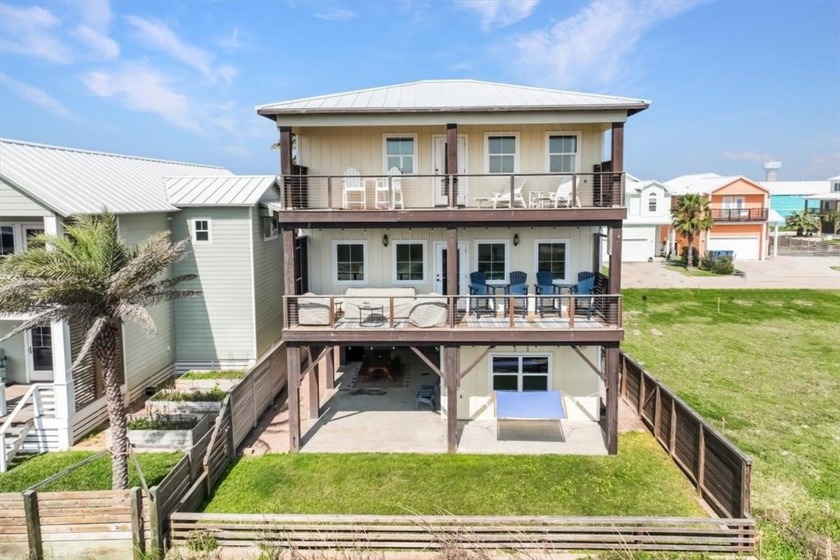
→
(1, 384, 55, 472)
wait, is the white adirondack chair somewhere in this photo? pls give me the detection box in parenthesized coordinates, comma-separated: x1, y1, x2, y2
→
(342, 167, 365, 209)
(489, 177, 527, 208)
(376, 166, 405, 209)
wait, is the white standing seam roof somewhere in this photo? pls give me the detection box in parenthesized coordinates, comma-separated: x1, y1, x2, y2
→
(0, 138, 232, 216)
(165, 176, 279, 206)
(664, 173, 769, 195)
(760, 181, 831, 196)
(256, 80, 650, 116)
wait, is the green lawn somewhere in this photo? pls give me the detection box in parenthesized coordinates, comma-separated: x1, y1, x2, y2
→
(663, 264, 718, 277)
(0, 451, 182, 492)
(622, 289, 840, 560)
(204, 432, 703, 517)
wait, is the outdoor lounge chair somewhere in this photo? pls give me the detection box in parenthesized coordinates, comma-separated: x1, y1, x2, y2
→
(571, 274, 596, 320)
(505, 282, 529, 318)
(549, 177, 581, 208)
(535, 270, 561, 317)
(342, 167, 366, 209)
(488, 178, 527, 208)
(469, 271, 494, 318)
(375, 166, 405, 209)
(508, 270, 527, 287)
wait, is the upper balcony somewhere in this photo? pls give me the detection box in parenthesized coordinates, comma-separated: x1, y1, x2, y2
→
(273, 171, 626, 226)
(709, 208, 769, 222)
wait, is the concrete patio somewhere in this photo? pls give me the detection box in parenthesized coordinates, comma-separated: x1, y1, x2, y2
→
(242, 348, 612, 455)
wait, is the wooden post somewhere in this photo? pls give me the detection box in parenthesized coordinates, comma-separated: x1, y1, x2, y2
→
(741, 461, 752, 517)
(444, 347, 460, 453)
(446, 227, 458, 326)
(307, 347, 320, 420)
(325, 346, 335, 390)
(637, 370, 646, 416)
(611, 121, 625, 206)
(609, 225, 622, 324)
(130, 487, 144, 560)
(669, 401, 678, 457)
(23, 489, 42, 560)
(148, 486, 162, 560)
(225, 402, 235, 459)
(446, 123, 458, 207)
(697, 424, 706, 494)
(282, 228, 296, 328)
(604, 346, 619, 455)
(620, 354, 627, 398)
(287, 346, 301, 452)
(279, 126, 293, 208)
(654, 385, 662, 441)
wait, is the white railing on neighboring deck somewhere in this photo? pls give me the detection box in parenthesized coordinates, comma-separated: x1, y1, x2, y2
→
(0, 383, 51, 472)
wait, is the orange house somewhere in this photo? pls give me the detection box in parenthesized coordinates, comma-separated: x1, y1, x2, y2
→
(664, 174, 770, 260)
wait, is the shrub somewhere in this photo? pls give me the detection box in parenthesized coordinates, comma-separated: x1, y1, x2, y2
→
(181, 369, 245, 380)
(699, 252, 736, 275)
(153, 387, 227, 402)
(680, 247, 700, 267)
(126, 414, 199, 431)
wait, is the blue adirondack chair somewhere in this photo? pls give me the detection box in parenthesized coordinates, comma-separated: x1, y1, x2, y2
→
(571, 274, 597, 319)
(469, 271, 493, 318)
(535, 270, 560, 317)
(505, 282, 529, 318)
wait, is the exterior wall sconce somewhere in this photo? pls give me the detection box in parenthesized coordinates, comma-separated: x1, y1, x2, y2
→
(382, 234, 389, 247)
(513, 233, 520, 246)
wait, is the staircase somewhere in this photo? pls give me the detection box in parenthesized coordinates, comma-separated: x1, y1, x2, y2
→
(1, 384, 56, 472)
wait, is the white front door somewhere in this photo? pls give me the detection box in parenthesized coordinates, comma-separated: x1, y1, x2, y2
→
(432, 136, 468, 206)
(433, 242, 468, 308)
(26, 326, 54, 382)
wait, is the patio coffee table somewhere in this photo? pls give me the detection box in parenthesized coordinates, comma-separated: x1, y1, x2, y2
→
(358, 304, 384, 326)
(494, 390, 566, 440)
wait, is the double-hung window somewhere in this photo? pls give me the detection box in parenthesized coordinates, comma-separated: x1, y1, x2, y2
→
(487, 135, 517, 173)
(394, 241, 425, 283)
(263, 216, 278, 240)
(191, 219, 211, 243)
(535, 240, 569, 282)
(546, 134, 579, 173)
(476, 242, 507, 281)
(648, 192, 658, 213)
(0, 225, 15, 257)
(334, 241, 367, 284)
(491, 354, 550, 392)
(384, 136, 416, 174)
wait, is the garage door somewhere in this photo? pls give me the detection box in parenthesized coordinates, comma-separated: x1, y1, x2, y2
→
(622, 238, 650, 262)
(707, 236, 760, 260)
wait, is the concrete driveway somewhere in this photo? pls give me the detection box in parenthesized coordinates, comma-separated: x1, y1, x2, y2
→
(622, 256, 840, 290)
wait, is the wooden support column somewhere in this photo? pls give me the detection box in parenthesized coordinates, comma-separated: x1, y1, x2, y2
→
(287, 346, 301, 452)
(279, 126, 292, 177)
(611, 121, 625, 207)
(446, 227, 458, 326)
(325, 346, 335, 390)
(306, 347, 320, 420)
(604, 346, 619, 455)
(446, 123, 458, 207)
(444, 347, 460, 453)
(608, 225, 622, 323)
(282, 227, 296, 326)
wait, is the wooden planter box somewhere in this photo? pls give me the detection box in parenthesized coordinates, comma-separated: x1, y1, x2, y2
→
(108, 415, 212, 452)
(145, 398, 224, 416)
(174, 376, 241, 392)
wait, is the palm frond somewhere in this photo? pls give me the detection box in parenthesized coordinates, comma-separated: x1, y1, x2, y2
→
(72, 317, 108, 368)
(114, 303, 156, 336)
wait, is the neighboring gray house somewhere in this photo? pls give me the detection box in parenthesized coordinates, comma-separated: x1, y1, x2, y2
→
(0, 139, 283, 461)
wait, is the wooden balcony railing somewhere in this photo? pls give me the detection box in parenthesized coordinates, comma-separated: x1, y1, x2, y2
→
(709, 208, 769, 221)
(283, 293, 622, 332)
(277, 172, 625, 211)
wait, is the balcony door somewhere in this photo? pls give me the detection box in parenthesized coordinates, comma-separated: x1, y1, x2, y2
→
(26, 326, 54, 382)
(433, 242, 468, 309)
(432, 136, 467, 206)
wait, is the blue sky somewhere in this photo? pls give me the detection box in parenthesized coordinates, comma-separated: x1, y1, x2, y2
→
(0, 0, 838, 181)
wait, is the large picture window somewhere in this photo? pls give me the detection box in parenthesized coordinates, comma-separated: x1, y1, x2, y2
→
(535, 240, 568, 281)
(491, 355, 550, 392)
(385, 136, 416, 174)
(394, 242, 425, 282)
(476, 242, 507, 281)
(487, 135, 517, 173)
(334, 242, 367, 283)
(547, 134, 578, 173)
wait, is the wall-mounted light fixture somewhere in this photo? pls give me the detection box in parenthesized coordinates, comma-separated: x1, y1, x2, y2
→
(513, 233, 520, 246)
(382, 234, 389, 247)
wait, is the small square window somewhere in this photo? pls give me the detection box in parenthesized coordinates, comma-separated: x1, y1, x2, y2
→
(192, 219, 211, 243)
(334, 242, 367, 283)
(487, 135, 516, 174)
(385, 137, 415, 174)
(491, 354, 551, 392)
(395, 242, 425, 282)
(547, 134, 578, 173)
(477, 242, 507, 281)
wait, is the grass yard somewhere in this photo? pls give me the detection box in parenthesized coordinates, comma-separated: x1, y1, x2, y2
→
(622, 289, 840, 560)
(0, 451, 182, 492)
(663, 264, 718, 277)
(204, 432, 703, 517)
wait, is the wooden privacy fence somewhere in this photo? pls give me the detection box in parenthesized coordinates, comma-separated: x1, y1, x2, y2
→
(619, 352, 753, 519)
(169, 513, 756, 554)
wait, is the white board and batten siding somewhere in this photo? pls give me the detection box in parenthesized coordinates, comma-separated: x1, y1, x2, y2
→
(708, 236, 761, 261)
(0, 180, 53, 217)
(456, 345, 601, 422)
(171, 207, 256, 368)
(251, 207, 284, 357)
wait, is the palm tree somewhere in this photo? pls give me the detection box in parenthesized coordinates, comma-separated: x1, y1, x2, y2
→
(0, 212, 198, 489)
(785, 209, 820, 237)
(671, 194, 714, 268)
(824, 208, 840, 235)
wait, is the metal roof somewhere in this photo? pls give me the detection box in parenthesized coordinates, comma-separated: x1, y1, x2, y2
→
(165, 176, 279, 206)
(664, 173, 769, 195)
(804, 192, 840, 201)
(625, 175, 671, 194)
(257, 79, 650, 116)
(760, 181, 831, 196)
(0, 138, 232, 216)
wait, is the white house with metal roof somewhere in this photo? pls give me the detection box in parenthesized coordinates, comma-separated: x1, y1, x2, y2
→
(622, 175, 672, 261)
(0, 139, 284, 461)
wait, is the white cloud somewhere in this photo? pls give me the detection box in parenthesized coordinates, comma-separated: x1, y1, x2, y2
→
(69, 0, 113, 29)
(72, 25, 119, 59)
(723, 151, 775, 164)
(125, 16, 235, 84)
(314, 8, 357, 21)
(456, 0, 539, 30)
(515, 0, 700, 89)
(218, 28, 243, 51)
(82, 65, 201, 133)
(0, 72, 80, 120)
(0, 4, 74, 63)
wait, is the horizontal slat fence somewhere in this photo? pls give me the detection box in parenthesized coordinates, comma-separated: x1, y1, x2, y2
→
(169, 513, 755, 554)
(620, 352, 752, 519)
